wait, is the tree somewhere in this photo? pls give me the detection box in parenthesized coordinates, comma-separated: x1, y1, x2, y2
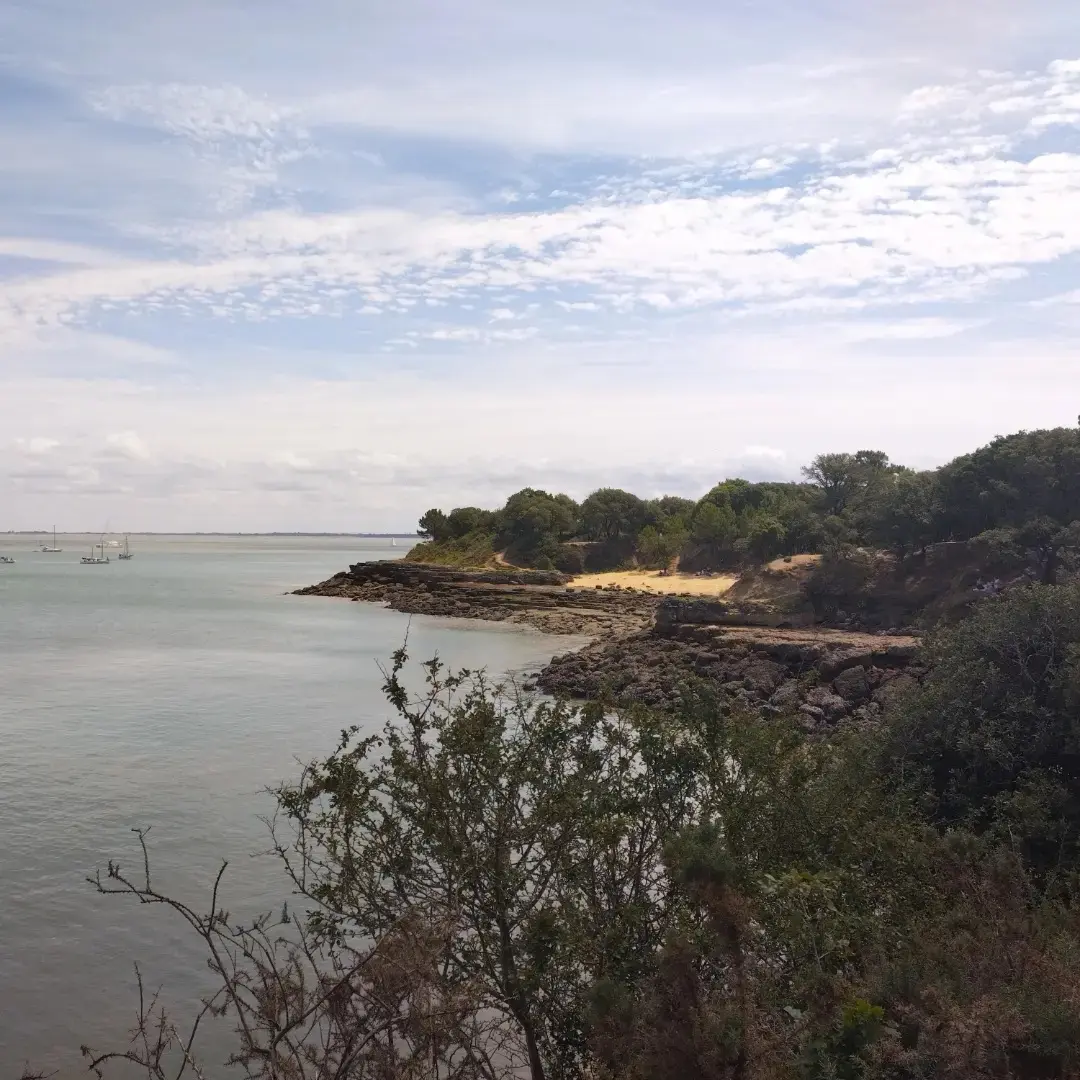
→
(272, 649, 706, 1080)
(701, 479, 757, 517)
(802, 451, 894, 517)
(801, 548, 876, 618)
(447, 507, 496, 540)
(1017, 517, 1080, 585)
(935, 427, 1080, 540)
(690, 502, 738, 565)
(70, 643, 1080, 1080)
(500, 489, 578, 544)
(885, 582, 1080, 877)
(498, 490, 578, 563)
(636, 525, 687, 570)
(647, 497, 695, 527)
(579, 489, 649, 543)
(86, 665, 949, 1080)
(83, 832, 487, 1080)
(744, 514, 787, 564)
(418, 508, 452, 542)
(866, 469, 942, 563)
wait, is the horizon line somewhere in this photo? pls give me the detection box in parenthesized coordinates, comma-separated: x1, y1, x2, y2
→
(3, 531, 420, 538)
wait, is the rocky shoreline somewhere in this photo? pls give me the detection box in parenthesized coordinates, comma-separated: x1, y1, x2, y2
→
(296, 561, 923, 728)
(537, 621, 921, 731)
(294, 560, 662, 636)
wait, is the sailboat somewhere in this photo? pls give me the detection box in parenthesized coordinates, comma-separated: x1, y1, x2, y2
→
(118, 534, 134, 560)
(81, 538, 110, 565)
(40, 527, 62, 553)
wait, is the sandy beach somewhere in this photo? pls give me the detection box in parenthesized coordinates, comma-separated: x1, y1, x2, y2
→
(567, 570, 740, 595)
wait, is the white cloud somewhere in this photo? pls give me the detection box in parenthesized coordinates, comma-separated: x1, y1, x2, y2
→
(3, 329, 1079, 529)
(5, 57, 1080, 341)
(90, 82, 314, 212)
(836, 317, 981, 342)
(13, 437, 60, 456)
(92, 83, 302, 146)
(104, 431, 151, 461)
(3, 3, 1080, 528)
(739, 446, 787, 461)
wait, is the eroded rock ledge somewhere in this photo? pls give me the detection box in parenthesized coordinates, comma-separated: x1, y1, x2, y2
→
(294, 561, 661, 636)
(536, 597, 922, 729)
(297, 563, 924, 727)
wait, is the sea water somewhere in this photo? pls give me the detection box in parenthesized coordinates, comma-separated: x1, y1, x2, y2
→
(0, 535, 573, 1075)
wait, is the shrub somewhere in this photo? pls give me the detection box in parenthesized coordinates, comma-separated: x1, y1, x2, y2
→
(801, 550, 877, 619)
(554, 544, 586, 575)
(884, 582, 1080, 877)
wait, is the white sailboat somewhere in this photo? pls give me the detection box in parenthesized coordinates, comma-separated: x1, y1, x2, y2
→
(81, 538, 110, 565)
(118, 534, 134, 560)
(40, 526, 62, 553)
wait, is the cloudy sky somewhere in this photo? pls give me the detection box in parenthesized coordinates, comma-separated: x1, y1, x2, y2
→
(3, 0, 1080, 531)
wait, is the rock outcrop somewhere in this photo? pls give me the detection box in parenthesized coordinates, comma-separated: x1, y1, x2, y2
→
(295, 561, 661, 636)
(537, 615, 921, 729)
(298, 561, 925, 728)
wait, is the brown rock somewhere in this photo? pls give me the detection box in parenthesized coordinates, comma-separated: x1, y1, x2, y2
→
(832, 665, 871, 702)
(805, 686, 850, 720)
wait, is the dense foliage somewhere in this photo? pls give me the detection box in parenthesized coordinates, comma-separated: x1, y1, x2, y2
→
(66, 422, 1080, 1078)
(886, 584, 1080, 876)
(411, 425, 1080, 575)
(84, 584, 1080, 1079)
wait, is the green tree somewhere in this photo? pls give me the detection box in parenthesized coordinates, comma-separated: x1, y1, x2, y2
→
(275, 650, 705, 1080)
(580, 489, 649, 542)
(418, 507, 452, 541)
(691, 501, 738, 565)
(1017, 517, 1080, 584)
(935, 427, 1080, 540)
(885, 582, 1080, 877)
(744, 513, 787, 563)
(499, 489, 579, 563)
(802, 451, 894, 517)
(866, 469, 942, 563)
(447, 506, 497, 540)
(702, 479, 758, 517)
(79, 644, 1080, 1080)
(636, 524, 687, 570)
(647, 496, 696, 527)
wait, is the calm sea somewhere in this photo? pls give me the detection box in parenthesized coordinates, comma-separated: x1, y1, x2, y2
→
(0, 535, 576, 1076)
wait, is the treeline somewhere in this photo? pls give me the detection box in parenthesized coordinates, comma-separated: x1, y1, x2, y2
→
(412, 425, 1080, 575)
(84, 583, 1080, 1078)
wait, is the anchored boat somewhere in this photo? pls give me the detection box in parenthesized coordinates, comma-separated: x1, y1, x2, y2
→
(81, 539, 110, 565)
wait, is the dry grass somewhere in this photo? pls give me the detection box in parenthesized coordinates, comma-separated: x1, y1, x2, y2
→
(568, 570, 740, 596)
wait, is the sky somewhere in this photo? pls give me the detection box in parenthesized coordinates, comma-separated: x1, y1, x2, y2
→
(3, 0, 1080, 532)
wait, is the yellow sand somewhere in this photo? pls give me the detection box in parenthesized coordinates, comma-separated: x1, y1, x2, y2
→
(568, 570, 739, 596)
(764, 553, 822, 572)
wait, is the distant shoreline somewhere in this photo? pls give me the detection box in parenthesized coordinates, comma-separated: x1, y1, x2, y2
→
(3, 531, 419, 538)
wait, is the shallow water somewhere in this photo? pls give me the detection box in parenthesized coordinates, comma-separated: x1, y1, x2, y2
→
(0, 535, 574, 1075)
